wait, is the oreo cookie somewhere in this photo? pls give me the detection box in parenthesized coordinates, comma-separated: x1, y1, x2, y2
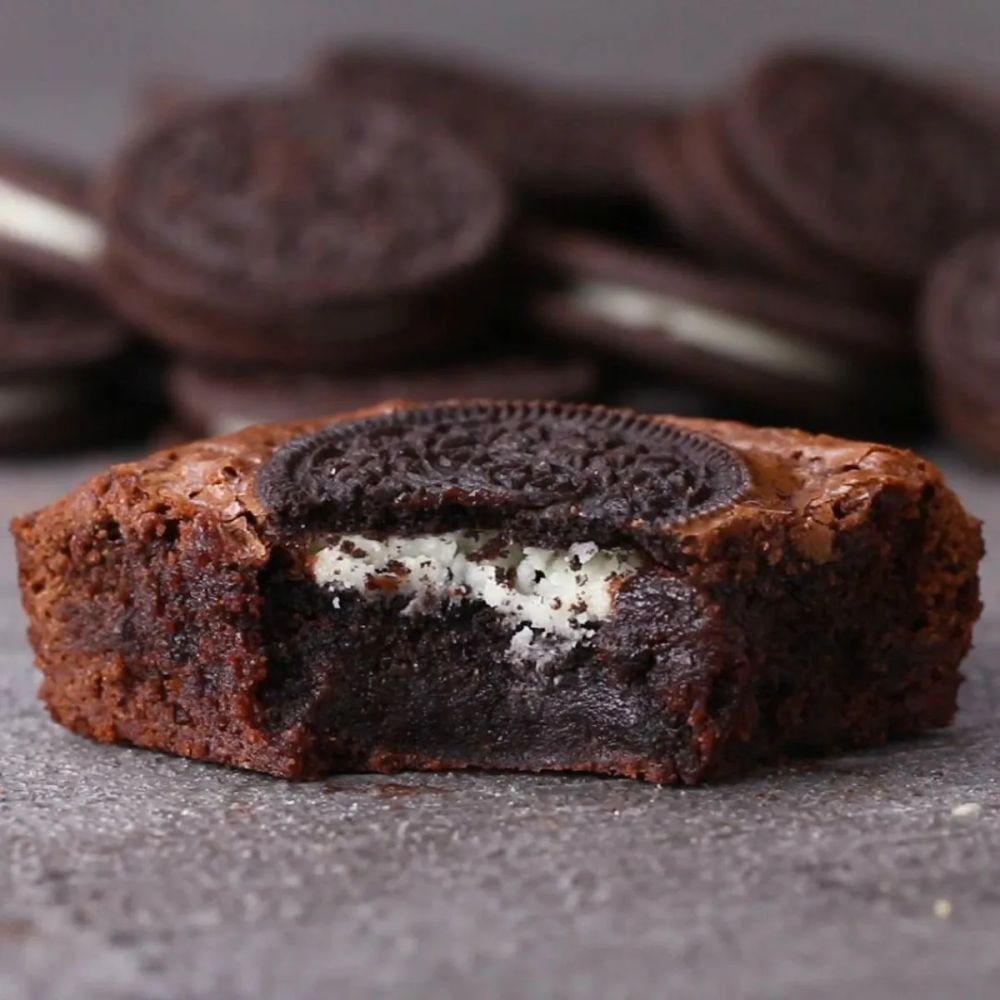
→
(0, 140, 104, 289)
(632, 115, 752, 268)
(523, 229, 919, 425)
(258, 401, 751, 550)
(921, 231, 1000, 463)
(0, 142, 140, 453)
(639, 105, 882, 299)
(313, 44, 668, 221)
(101, 91, 509, 368)
(726, 48, 1000, 283)
(0, 267, 131, 452)
(169, 356, 600, 438)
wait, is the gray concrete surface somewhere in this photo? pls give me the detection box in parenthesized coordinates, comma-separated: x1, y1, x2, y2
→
(1, 448, 998, 1000)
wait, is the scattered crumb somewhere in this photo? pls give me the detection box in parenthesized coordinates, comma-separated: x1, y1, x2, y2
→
(950, 802, 982, 819)
(933, 899, 953, 919)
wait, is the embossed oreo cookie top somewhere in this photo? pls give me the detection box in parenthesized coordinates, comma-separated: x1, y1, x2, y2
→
(258, 401, 751, 549)
(103, 93, 508, 313)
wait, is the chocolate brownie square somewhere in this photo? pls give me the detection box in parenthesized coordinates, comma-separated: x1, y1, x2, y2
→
(12, 402, 982, 783)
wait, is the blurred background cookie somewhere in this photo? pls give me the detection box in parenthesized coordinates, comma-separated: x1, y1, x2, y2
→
(922, 231, 1000, 464)
(0, 270, 127, 453)
(0, 140, 105, 290)
(101, 91, 510, 369)
(523, 228, 921, 430)
(724, 48, 1000, 287)
(0, 141, 158, 453)
(637, 104, 884, 301)
(312, 43, 672, 231)
(3, 29, 1000, 453)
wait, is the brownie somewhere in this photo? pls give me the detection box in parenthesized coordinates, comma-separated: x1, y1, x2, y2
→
(12, 401, 982, 784)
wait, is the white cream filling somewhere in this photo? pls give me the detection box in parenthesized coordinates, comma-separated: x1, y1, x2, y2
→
(0, 379, 82, 421)
(0, 178, 105, 263)
(311, 531, 642, 662)
(569, 280, 851, 385)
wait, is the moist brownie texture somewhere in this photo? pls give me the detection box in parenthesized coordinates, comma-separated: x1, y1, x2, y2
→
(12, 401, 982, 783)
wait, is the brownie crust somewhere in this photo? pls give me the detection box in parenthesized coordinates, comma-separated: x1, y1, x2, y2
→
(12, 406, 983, 783)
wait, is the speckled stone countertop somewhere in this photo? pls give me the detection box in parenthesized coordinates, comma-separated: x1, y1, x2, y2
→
(1, 446, 998, 1000)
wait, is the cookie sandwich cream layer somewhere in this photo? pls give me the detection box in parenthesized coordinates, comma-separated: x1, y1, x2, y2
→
(0, 178, 104, 263)
(567, 280, 851, 384)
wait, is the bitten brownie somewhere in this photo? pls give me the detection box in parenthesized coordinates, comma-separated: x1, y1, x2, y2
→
(12, 401, 982, 784)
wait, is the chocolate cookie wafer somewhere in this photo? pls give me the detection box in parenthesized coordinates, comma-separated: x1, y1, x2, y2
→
(725, 48, 1000, 284)
(524, 229, 919, 426)
(640, 104, 884, 300)
(0, 142, 143, 452)
(921, 231, 1000, 463)
(0, 269, 129, 452)
(101, 91, 509, 368)
(0, 140, 104, 289)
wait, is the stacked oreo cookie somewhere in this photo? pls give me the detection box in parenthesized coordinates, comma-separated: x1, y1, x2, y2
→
(625, 48, 1000, 439)
(0, 143, 145, 453)
(311, 44, 668, 228)
(5, 41, 999, 452)
(921, 233, 1000, 463)
(303, 43, 1000, 439)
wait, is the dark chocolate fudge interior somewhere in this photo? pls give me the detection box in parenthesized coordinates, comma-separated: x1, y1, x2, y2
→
(256, 402, 752, 780)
